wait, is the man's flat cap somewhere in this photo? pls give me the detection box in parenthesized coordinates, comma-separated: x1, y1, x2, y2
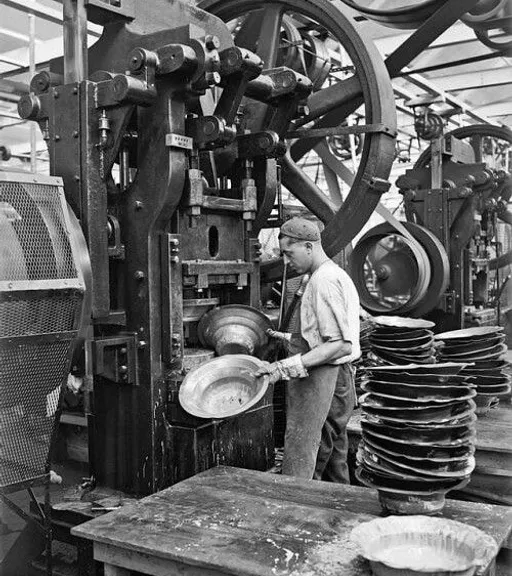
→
(280, 217, 321, 241)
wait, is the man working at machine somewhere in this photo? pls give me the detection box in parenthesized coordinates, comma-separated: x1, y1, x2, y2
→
(255, 217, 360, 483)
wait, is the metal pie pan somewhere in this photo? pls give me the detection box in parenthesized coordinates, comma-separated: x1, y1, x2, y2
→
(373, 316, 436, 329)
(179, 354, 269, 419)
(363, 436, 474, 468)
(364, 362, 468, 375)
(363, 400, 476, 424)
(435, 326, 504, 340)
(440, 335, 505, 354)
(350, 514, 497, 574)
(355, 466, 469, 495)
(370, 328, 434, 342)
(362, 381, 475, 401)
(459, 371, 508, 383)
(361, 443, 475, 478)
(370, 334, 433, 348)
(366, 372, 473, 385)
(476, 383, 511, 395)
(372, 340, 432, 355)
(361, 419, 475, 445)
(372, 350, 437, 365)
(357, 447, 438, 482)
(440, 342, 507, 359)
(468, 359, 510, 370)
(362, 431, 474, 461)
(360, 393, 471, 410)
(440, 343, 507, 362)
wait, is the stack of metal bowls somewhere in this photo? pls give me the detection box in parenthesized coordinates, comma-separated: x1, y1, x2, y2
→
(435, 326, 510, 415)
(357, 362, 477, 515)
(368, 316, 436, 365)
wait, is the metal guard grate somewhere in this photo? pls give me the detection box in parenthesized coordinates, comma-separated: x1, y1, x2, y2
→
(0, 340, 72, 488)
(0, 181, 77, 281)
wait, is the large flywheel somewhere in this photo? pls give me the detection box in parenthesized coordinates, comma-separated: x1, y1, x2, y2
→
(200, 0, 397, 262)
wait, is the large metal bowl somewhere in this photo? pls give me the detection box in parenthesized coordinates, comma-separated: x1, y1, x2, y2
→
(178, 354, 269, 419)
(198, 304, 272, 356)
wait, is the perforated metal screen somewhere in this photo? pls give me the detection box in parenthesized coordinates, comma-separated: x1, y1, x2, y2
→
(0, 174, 86, 489)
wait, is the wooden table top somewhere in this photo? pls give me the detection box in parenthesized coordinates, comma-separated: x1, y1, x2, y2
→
(72, 466, 512, 576)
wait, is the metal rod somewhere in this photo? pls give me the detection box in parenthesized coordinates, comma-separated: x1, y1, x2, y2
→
(63, 0, 88, 84)
(397, 51, 505, 77)
(29, 13, 37, 173)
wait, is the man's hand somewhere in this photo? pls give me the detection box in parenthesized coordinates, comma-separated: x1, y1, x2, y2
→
(254, 354, 308, 384)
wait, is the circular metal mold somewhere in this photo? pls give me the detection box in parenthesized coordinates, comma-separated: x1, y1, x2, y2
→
(198, 304, 272, 356)
(179, 354, 269, 419)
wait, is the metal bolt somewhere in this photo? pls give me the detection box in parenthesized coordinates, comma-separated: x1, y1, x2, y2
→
(73, 87, 78, 94)
(134, 200, 143, 210)
(134, 270, 145, 280)
(74, 175, 80, 182)
(138, 340, 147, 349)
(205, 34, 220, 50)
(119, 365, 128, 374)
(120, 347, 127, 355)
(54, 135, 61, 141)
(73, 130, 79, 138)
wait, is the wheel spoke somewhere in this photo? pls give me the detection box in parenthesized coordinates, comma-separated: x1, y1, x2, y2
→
(281, 153, 337, 222)
(314, 141, 355, 186)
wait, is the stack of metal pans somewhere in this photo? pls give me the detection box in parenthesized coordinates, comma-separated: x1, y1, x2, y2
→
(357, 362, 477, 515)
(354, 316, 375, 395)
(368, 316, 436, 365)
(435, 327, 510, 415)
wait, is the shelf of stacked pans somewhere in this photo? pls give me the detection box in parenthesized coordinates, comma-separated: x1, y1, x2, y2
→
(368, 316, 436, 366)
(434, 326, 511, 416)
(357, 362, 477, 515)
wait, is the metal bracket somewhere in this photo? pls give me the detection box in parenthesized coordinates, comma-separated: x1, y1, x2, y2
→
(93, 334, 138, 385)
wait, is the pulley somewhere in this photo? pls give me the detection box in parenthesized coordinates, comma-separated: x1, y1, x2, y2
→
(350, 222, 450, 317)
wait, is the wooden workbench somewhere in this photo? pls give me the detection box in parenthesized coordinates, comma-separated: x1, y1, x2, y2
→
(72, 466, 512, 576)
